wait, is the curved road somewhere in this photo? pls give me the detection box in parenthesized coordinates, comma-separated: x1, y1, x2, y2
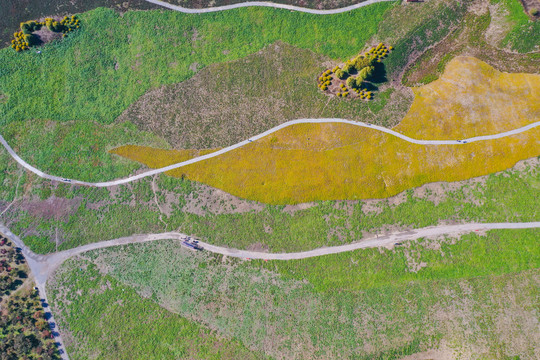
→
(2, 221, 540, 287)
(145, 0, 397, 15)
(2, 220, 539, 359)
(1, 118, 539, 187)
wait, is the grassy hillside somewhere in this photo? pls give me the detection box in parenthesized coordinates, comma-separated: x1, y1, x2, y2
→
(0, 4, 394, 181)
(113, 57, 540, 203)
(3, 142, 539, 253)
(118, 42, 412, 149)
(48, 257, 266, 360)
(49, 229, 540, 359)
(0, 5, 393, 127)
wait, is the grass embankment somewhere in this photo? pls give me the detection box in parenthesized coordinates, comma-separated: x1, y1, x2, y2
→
(113, 57, 540, 204)
(0, 4, 394, 181)
(48, 257, 267, 360)
(49, 229, 540, 359)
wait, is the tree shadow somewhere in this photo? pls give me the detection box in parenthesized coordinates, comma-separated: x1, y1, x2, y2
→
(369, 62, 387, 84)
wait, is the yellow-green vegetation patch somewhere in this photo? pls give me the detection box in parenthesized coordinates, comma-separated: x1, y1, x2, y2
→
(395, 56, 540, 139)
(112, 57, 540, 204)
(114, 124, 540, 204)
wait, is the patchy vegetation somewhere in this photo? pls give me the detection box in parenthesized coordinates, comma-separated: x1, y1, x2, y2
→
(48, 257, 266, 360)
(48, 230, 540, 359)
(113, 57, 540, 204)
(404, 2, 539, 86)
(119, 42, 411, 149)
(3, 143, 539, 253)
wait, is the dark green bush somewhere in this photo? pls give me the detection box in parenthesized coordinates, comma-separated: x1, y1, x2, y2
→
(335, 69, 347, 79)
(359, 65, 375, 80)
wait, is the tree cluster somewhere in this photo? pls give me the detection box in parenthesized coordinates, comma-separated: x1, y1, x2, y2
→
(11, 15, 81, 52)
(0, 288, 60, 360)
(0, 238, 26, 297)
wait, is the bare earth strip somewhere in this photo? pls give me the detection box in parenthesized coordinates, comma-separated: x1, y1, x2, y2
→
(1, 118, 539, 187)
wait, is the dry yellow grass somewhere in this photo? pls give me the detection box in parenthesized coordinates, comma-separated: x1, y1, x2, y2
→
(112, 57, 540, 204)
(395, 56, 540, 139)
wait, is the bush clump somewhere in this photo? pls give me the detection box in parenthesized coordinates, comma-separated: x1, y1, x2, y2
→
(11, 15, 81, 52)
(530, 8, 539, 16)
(346, 76, 357, 89)
(316, 43, 392, 100)
(335, 69, 347, 79)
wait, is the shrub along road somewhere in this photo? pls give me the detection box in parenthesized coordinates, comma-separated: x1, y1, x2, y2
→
(1, 118, 539, 187)
(145, 0, 397, 14)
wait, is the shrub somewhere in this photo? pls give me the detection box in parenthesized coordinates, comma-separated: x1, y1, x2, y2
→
(335, 69, 347, 79)
(353, 55, 375, 71)
(343, 62, 355, 74)
(20, 22, 32, 35)
(355, 75, 365, 89)
(359, 65, 375, 80)
(45, 19, 63, 32)
(23, 34, 37, 46)
(531, 8, 539, 16)
(346, 77, 357, 89)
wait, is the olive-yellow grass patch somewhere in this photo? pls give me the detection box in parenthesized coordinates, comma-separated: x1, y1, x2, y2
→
(112, 57, 540, 204)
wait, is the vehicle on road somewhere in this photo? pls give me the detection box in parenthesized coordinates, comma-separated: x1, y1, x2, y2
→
(181, 237, 203, 251)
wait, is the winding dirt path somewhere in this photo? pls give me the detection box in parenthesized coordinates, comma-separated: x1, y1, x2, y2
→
(144, 0, 397, 15)
(2, 118, 539, 187)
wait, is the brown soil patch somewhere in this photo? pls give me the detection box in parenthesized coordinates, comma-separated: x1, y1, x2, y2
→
(19, 196, 81, 220)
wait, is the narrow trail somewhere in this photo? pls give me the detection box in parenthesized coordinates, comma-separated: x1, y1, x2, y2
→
(144, 0, 397, 15)
(2, 221, 539, 360)
(1, 118, 539, 187)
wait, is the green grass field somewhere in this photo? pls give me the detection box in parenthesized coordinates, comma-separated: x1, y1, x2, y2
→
(0, 5, 394, 126)
(491, 0, 540, 53)
(48, 228, 540, 359)
(48, 257, 266, 360)
(0, 4, 396, 181)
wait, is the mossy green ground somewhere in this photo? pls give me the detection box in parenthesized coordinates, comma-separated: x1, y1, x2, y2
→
(49, 228, 540, 359)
